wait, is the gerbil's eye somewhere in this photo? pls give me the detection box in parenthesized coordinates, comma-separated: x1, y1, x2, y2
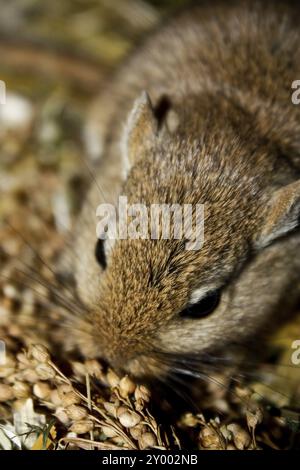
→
(180, 290, 221, 319)
(95, 238, 106, 269)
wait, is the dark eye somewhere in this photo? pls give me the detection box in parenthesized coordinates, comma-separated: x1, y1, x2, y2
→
(180, 290, 221, 319)
(95, 238, 107, 269)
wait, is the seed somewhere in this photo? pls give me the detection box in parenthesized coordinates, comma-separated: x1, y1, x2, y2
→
(12, 381, 31, 399)
(20, 368, 39, 383)
(101, 425, 118, 438)
(50, 389, 62, 406)
(246, 408, 263, 429)
(61, 391, 81, 407)
(118, 410, 141, 428)
(35, 363, 56, 380)
(234, 385, 251, 399)
(134, 385, 151, 403)
(220, 424, 231, 441)
(70, 420, 94, 434)
(85, 359, 104, 380)
(0, 365, 15, 379)
(199, 426, 222, 449)
(181, 413, 199, 427)
(119, 375, 136, 398)
(30, 344, 50, 363)
(227, 423, 251, 450)
(57, 384, 72, 397)
(226, 443, 237, 450)
(66, 404, 88, 421)
(0, 384, 14, 401)
(71, 361, 87, 377)
(111, 436, 128, 446)
(33, 382, 51, 400)
(130, 423, 147, 440)
(16, 352, 32, 368)
(116, 405, 128, 418)
(55, 407, 70, 425)
(103, 401, 118, 418)
(135, 398, 145, 412)
(139, 432, 157, 450)
(106, 369, 120, 388)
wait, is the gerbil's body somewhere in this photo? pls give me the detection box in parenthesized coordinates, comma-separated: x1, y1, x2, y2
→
(71, 0, 300, 378)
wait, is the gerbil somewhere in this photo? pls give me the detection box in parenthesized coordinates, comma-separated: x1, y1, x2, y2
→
(68, 0, 300, 379)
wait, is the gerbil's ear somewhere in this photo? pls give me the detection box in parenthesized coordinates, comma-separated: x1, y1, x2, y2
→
(121, 91, 158, 175)
(256, 180, 300, 249)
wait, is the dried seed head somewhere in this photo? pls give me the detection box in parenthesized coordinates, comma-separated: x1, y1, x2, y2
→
(61, 391, 81, 407)
(29, 344, 50, 363)
(106, 369, 120, 388)
(116, 405, 128, 418)
(12, 381, 31, 399)
(199, 426, 222, 449)
(70, 419, 94, 434)
(0, 383, 14, 402)
(103, 401, 118, 418)
(227, 423, 251, 450)
(119, 375, 136, 398)
(55, 407, 70, 425)
(226, 443, 237, 450)
(66, 404, 88, 421)
(71, 361, 87, 377)
(16, 352, 33, 368)
(35, 363, 56, 380)
(33, 382, 51, 400)
(220, 424, 231, 441)
(118, 410, 141, 428)
(85, 359, 104, 380)
(20, 368, 39, 383)
(111, 436, 128, 446)
(129, 423, 147, 440)
(134, 398, 145, 412)
(181, 413, 199, 428)
(0, 364, 15, 379)
(57, 384, 72, 397)
(101, 425, 118, 438)
(246, 408, 263, 429)
(134, 385, 151, 403)
(50, 389, 63, 407)
(139, 432, 157, 450)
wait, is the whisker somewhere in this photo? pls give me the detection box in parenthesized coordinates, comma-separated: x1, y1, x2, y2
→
(151, 349, 251, 409)
(4, 221, 90, 318)
(11, 265, 84, 318)
(75, 153, 107, 204)
(6, 221, 76, 296)
(0, 273, 75, 319)
(14, 256, 82, 308)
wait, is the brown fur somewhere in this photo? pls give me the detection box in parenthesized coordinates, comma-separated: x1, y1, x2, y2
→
(70, 0, 300, 378)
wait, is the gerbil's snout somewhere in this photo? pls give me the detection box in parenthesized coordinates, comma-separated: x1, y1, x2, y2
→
(88, 322, 167, 379)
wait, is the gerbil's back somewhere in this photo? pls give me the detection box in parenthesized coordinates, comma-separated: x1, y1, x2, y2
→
(89, 0, 300, 172)
(74, 0, 300, 374)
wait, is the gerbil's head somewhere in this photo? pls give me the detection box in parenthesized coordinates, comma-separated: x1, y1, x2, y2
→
(73, 92, 300, 379)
